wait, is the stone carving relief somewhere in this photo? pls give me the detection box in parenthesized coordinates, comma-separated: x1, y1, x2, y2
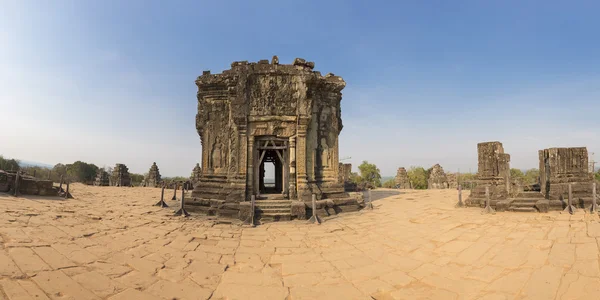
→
(211, 138, 224, 169)
(320, 138, 330, 167)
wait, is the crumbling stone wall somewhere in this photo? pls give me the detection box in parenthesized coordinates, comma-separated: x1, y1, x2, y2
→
(466, 141, 511, 206)
(93, 170, 110, 186)
(394, 167, 411, 189)
(0, 170, 57, 196)
(427, 164, 449, 189)
(145, 162, 161, 187)
(110, 164, 131, 187)
(539, 147, 593, 201)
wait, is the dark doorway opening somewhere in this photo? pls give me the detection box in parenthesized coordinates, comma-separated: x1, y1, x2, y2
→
(255, 138, 289, 197)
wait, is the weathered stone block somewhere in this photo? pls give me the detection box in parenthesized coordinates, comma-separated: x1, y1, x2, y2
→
(496, 200, 512, 212)
(549, 200, 564, 211)
(291, 201, 306, 220)
(535, 200, 550, 213)
(238, 202, 252, 221)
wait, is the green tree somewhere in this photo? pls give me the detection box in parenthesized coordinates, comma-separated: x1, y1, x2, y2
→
(523, 168, 540, 185)
(65, 161, 99, 184)
(52, 163, 67, 177)
(20, 165, 52, 178)
(407, 166, 428, 189)
(348, 172, 361, 184)
(0, 155, 20, 171)
(382, 179, 396, 188)
(595, 170, 600, 182)
(510, 168, 525, 184)
(358, 161, 382, 188)
(130, 173, 145, 186)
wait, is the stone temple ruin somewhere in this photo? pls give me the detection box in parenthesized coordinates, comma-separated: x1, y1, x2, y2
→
(145, 162, 161, 187)
(428, 164, 449, 189)
(93, 169, 110, 186)
(190, 163, 202, 184)
(394, 167, 411, 189)
(189, 57, 363, 221)
(466, 141, 596, 212)
(110, 164, 131, 187)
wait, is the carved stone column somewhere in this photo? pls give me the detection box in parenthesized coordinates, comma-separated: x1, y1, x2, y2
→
(239, 129, 247, 175)
(289, 136, 297, 199)
(247, 136, 254, 199)
(296, 121, 308, 196)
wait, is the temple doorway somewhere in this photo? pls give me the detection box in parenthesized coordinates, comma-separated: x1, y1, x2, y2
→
(255, 138, 289, 197)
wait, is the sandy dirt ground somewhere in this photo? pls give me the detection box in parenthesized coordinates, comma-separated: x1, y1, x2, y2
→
(1, 184, 600, 299)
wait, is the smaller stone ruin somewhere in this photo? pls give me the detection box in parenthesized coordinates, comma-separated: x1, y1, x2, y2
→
(446, 173, 458, 189)
(145, 162, 161, 187)
(463, 141, 596, 213)
(540, 147, 594, 206)
(466, 141, 511, 207)
(0, 170, 60, 196)
(110, 164, 131, 187)
(338, 163, 355, 191)
(428, 164, 449, 189)
(394, 167, 411, 189)
(94, 169, 110, 186)
(190, 163, 202, 184)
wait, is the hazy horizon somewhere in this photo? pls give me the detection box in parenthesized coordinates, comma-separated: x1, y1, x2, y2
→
(2, 1, 599, 177)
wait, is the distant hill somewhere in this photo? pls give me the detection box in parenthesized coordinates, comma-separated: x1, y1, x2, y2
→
(18, 160, 54, 169)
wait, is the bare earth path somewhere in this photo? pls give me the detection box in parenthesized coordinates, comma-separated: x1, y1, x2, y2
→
(1, 185, 600, 300)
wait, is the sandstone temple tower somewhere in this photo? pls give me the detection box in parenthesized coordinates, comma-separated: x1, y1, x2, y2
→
(191, 57, 360, 218)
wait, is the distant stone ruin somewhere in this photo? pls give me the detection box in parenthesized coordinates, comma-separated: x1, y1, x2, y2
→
(145, 162, 161, 187)
(540, 147, 594, 206)
(190, 57, 363, 221)
(338, 163, 356, 191)
(394, 167, 411, 189)
(446, 173, 458, 189)
(190, 163, 201, 184)
(93, 169, 110, 186)
(465, 141, 596, 212)
(110, 164, 131, 187)
(428, 164, 449, 189)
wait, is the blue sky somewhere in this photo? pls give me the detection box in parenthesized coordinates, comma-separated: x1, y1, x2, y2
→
(1, 1, 599, 177)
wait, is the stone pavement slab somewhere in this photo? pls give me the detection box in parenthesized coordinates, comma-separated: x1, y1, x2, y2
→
(2, 185, 600, 299)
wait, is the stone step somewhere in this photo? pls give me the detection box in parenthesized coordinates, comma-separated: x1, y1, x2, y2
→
(508, 207, 538, 212)
(256, 208, 290, 214)
(258, 212, 292, 223)
(257, 194, 287, 200)
(254, 199, 291, 203)
(511, 198, 538, 203)
(510, 201, 537, 208)
(517, 192, 545, 199)
(254, 200, 292, 209)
